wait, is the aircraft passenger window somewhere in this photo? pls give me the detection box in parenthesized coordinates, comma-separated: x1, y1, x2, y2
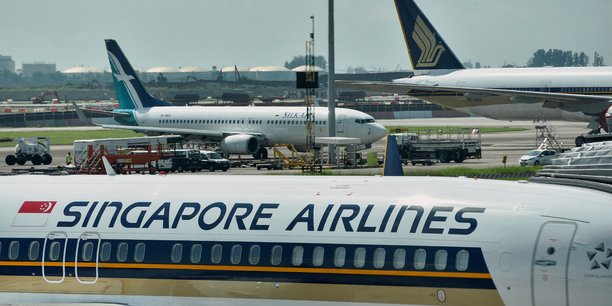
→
(230, 245, 242, 264)
(134, 243, 146, 263)
(455, 250, 470, 271)
(435, 250, 448, 271)
(413, 249, 426, 270)
(354, 247, 366, 268)
(82, 242, 94, 262)
(191, 244, 202, 263)
(49, 241, 61, 261)
(249, 245, 261, 265)
(171, 243, 183, 263)
(211, 244, 222, 264)
(271, 245, 282, 266)
(312, 246, 325, 267)
(28, 241, 40, 261)
(373, 248, 386, 269)
(334, 247, 346, 267)
(292, 246, 304, 266)
(117, 242, 128, 262)
(100, 242, 112, 262)
(393, 249, 406, 269)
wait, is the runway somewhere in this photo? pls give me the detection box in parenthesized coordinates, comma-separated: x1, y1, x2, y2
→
(0, 118, 587, 175)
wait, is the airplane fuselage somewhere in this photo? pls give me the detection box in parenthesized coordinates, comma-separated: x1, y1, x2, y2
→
(396, 65, 612, 122)
(128, 106, 386, 150)
(0, 175, 610, 305)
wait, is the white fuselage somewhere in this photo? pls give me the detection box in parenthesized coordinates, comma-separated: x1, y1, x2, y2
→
(0, 175, 610, 306)
(395, 66, 612, 121)
(132, 106, 387, 149)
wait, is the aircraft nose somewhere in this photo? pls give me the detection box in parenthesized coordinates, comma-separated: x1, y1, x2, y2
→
(371, 123, 388, 142)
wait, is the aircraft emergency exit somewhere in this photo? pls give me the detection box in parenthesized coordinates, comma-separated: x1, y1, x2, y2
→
(0, 174, 610, 305)
(99, 40, 386, 158)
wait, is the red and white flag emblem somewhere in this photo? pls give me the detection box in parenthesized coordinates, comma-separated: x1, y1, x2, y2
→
(13, 201, 57, 227)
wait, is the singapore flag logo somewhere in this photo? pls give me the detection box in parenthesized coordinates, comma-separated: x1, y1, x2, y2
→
(12, 201, 57, 227)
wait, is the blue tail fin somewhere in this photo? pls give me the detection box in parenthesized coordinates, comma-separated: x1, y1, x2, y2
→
(105, 39, 173, 110)
(394, 0, 464, 71)
(383, 135, 404, 176)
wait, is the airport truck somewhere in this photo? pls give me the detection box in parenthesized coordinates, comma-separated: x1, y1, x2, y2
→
(391, 130, 481, 165)
(4, 137, 52, 166)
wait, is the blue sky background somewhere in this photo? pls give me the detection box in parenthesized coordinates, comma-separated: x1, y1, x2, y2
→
(2, 0, 611, 71)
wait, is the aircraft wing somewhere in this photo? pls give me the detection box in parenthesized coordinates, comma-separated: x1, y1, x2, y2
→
(101, 124, 263, 140)
(336, 80, 612, 114)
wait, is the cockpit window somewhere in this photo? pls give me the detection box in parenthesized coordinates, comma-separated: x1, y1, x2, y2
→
(355, 118, 376, 124)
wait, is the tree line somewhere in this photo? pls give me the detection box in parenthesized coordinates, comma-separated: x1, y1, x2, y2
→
(527, 49, 605, 67)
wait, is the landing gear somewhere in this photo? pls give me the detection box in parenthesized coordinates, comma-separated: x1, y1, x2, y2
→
(252, 147, 268, 159)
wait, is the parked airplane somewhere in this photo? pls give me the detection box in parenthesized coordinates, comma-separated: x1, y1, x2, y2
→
(0, 173, 610, 305)
(337, 0, 612, 145)
(99, 39, 386, 158)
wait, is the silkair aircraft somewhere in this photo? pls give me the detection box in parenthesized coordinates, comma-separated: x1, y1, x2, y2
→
(101, 40, 386, 158)
(0, 173, 611, 305)
(337, 0, 612, 142)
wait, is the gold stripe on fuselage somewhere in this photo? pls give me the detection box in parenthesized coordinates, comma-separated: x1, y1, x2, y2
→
(0, 276, 505, 305)
(0, 261, 492, 279)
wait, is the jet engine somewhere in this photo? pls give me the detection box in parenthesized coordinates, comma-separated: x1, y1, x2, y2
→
(220, 134, 259, 154)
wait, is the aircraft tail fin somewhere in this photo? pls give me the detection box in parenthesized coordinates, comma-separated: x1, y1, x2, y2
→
(105, 39, 173, 110)
(382, 135, 404, 176)
(394, 0, 464, 71)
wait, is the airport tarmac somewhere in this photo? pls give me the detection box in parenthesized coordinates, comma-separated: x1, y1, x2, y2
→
(0, 117, 587, 175)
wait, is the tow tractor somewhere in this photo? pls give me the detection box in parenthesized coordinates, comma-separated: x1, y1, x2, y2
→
(3, 137, 53, 166)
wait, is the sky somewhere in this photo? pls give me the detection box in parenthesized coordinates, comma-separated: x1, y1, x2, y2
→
(1, 0, 611, 72)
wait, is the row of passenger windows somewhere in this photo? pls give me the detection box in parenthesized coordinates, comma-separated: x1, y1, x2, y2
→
(158, 119, 328, 125)
(0, 240, 471, 272)
(508, 87, 612, 93)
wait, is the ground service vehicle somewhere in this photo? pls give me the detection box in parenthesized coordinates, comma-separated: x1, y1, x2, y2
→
(171, 149, 202, 172)
(519, 149, 558, 166)
(200, 150, 231, 172)
(73, 135, 182, 165)
(4, 137, 52, 166)
(392, 130, 481, 165)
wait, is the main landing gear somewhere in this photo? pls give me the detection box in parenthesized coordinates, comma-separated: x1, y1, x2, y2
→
(252, 147, 268, 159)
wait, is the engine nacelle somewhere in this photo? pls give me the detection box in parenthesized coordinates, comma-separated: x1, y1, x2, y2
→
(220, 134, 259, 154)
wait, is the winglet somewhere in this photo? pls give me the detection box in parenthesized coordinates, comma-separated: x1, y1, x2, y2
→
(394, 0, 464, 71)
(102, 156, 117, 176)
(382, 135, 404, 176)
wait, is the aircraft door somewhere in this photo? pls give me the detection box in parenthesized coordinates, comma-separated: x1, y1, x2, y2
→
(532, 222, 577, 306)
(42, 231, 68, 283)
(337, 119, 344, 134)
(74, 232, 101, 284)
